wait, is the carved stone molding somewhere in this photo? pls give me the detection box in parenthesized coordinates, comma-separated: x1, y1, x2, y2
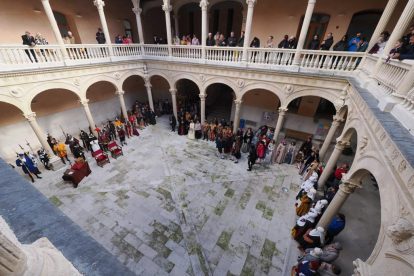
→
(199, 94, 207, 100)
(283, 84, 295, 94)
(352, 258, 371, 276)
(73, 78, 82, 86)
(234, 100, 243, 107)
(114, 72, 121, 80)
(162, 5, 172, 12)
(200, 1, 209, 10)
(278, 106, 288, 116)
(169, 89, 177, 95)
(359, 135, 369, 152)
(93, 0, 105, 8)
(199, 74, 206, 82)
(79, 99, 89, 107)
(332, 115, 344, 126)
(9, 87, 23, 98)
(115, 91, 125, 97)
(236, 79, 245, 88)
(132, 7, 142, 14)
(335, 138, 350, 151)
(339, 179, 361, 194)
(386, 217, 414, 254)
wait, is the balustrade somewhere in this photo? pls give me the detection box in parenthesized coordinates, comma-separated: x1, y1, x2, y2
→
(143, 44, 169, 58)
(375, 57, 412, 95)
(205, 47, 242, 62)
(246, 48, 295, 65)
(171, 45, 202, 59)
(299, 50, 363, 73)
(361, 55, 378, 76)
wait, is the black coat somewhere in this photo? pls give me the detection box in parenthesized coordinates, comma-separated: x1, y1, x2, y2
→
(248, 148, 257, 162)
(320, 37, 334, 51)
(96, 32, 106, 44)
(227, 37, 237, 47)
(170, 115, 177, 125)
(308, 39, 320, 50)
(22, 35, 35, 46)
(333, 40, 349, 51)
(278, 40, 289, 48)
(206, 37, 215, 46)
(288, 39, 297, 49)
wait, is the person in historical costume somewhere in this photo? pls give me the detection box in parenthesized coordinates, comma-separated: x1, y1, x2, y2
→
(299, 152, 316, 175)
(224, 133, 233, 154)
(194, 120, 202, 139)
(292, 209, 318, 239)
(90, 139, 101, 153)
(117, 126, 127, 146)
(188, 120, 195, 140)
(317, 263, 342, 276)
(53, 139, 70, 164)
(178, 117, 185, 136)
(260, 135, 270, 149)
(256, 141, 266, 163)
(209, 121, 216, 141)
(296, 188, 316, 216)
(148, 109, 157, 125)
(16, 153, 42, 183)
(297, 172, 319, 201)
(285, 142, 297, 164)
(170, 114, 177, 132)
(65, 134, 80, 155)
(47, 134, 56, 155)
(230, 136, 242, 163)
(108, 120, 117, 141)
(296, 247, 323, 265)
(247, 145, 257, 171)
(114, 117, 122, 129)
(264, 140, 275, 164)
(73, 144, 86, 160)
(79, 130, 90, 152)
(293, 261, 319, 276)
(297, 226, 325, 252)
(260, 125, 268, 138)
(37, 148, 51, 170)
(94, 125, 101, 134)
(98, 131, 109, 152)
(236, 128, 244, 141)
(124, 121, 132, 138)
(320, 242, 342, 263)
(128, 111, 137, 127)
(202, 121, 209, 140)
(299, 136, 313, 158)
(274, 140, 288, 163)
(88, 133, 99, 156)
(141, 106, 148, 127)
(216, 133, 225, 159)
(242, 128, 254, 153)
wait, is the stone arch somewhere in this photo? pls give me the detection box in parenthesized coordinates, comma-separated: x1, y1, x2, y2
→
(337, 104, 349, 118)
(285, 88, 340, 110)
(202, 78, 239, 97)
(173, 0, 200, 14)
(81, 75, 122, 99)
(0, 95, 27, 114)
(239, 83, 286, 105)
(25, 82, 81, 112)
(143, 0, 163, 16)
(119, 71, 146, 87)
(148, 71, 174, 89)
(208, 0, 246, 12)
(172, 74, 202, 92)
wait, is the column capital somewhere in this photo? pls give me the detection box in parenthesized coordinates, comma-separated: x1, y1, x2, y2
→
(278, 106, 288, 115)
(116, 91, 125, 97)
(335, 138, 350, 151)
(332, 115, 345, 126)
(93, 0, 105, 9)
(339, 176, 361, 194)
(308, 0, 317, 4)
(246, 0, 257, 6)
(162, 4, 172, 12)
(24, 112, 37, 122)
(145, 82, 152, 89)
(200, 94, 207, 100)
(132, 7, 142, 15)
(234, 100, 243, 107)
(200, 0, 209, 10)
(170, 89, 177, 95)
(79, 99, 90, 107)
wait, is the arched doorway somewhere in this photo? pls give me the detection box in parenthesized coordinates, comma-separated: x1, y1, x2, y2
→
(296, 14, 330, 49)
(143, 7, 167, 44)
(205, 83, 235, 125)
(122, 75, 147, 112)
(86, 81, 122, 124)
(175, 79, 201, 119)
(346, 10, 382, 43)
(150, 75, 172, 117)
(178, 3, 202, 40)
(209, 1, 243, 38)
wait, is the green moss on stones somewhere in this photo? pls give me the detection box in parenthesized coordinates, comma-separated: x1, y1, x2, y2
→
(216, 231, 233, 250)
(263, 207, 274, 221)
(49, 196, 62, 207)
(214, 199, 229, 216)
(208, 190, 217, 196)
(156, 187, 173, 201)
(237, 189, 252, 210)
(135, 190, 150, 198)
(260, 239, 276, 261)
(224, 188, 235, 198)
(115, 189, 130, 200)
(255, 201, 266, 212)
(170, 227, 183, 244)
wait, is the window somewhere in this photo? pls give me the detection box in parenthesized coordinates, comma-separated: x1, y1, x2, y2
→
(123, 20, 133, 40)
(346, 11, 382, 42)
(297, 14, 331, 49)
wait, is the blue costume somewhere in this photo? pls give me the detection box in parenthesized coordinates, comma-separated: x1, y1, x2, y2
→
(16, 154, 42, 182)
(348, 36, 361, 52)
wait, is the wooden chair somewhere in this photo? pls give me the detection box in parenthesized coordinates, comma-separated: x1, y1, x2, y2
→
(108, 141, 123, 159)
(92, 149, 110, 168)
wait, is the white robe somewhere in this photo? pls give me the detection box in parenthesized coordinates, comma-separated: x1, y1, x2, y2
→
(188, 123, 195, 140)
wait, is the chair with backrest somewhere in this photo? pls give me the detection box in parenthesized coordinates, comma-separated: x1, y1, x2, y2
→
(108, 141, 123, 159)
(92, 149, 110, 168)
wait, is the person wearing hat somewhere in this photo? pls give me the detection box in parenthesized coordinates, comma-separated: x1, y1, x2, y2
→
(325, 213, 346, 244)
(296, 188, 316, 216)
(53, 139, 70, 164)
(317, 262, 342, 275)
(114, 117, 122, 128)
(296, 247, 323, 264)
(294, 260, 319, 276)
(292, 208, 318, 239)
(298, 226, 325, 252)
(320, 243, 342, 263)
(247, 145, 257, 171)
(117, 125, 127, 146)
(16, 153, 42, 183)
(37, 148, 51, 170)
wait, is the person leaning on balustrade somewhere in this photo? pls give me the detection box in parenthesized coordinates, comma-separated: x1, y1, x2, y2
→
(21, 31, 37, 63)
(392, 35, 414, 60)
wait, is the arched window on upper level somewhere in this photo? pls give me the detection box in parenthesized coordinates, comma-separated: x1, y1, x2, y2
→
(123, 20, 133, 41)
(53, 11, 70, 36)
(296, 14, 331, 49)
(345, 10, 382, 43)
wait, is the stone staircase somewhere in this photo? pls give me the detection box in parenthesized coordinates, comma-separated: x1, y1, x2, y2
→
(206, 86, 234, 122)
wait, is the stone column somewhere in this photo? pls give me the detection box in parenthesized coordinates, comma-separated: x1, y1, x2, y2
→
(0, 225, 28, 276)
(233, 100, 243, 133)
(144, 78, 155, 111)
(93, 0, 114, 57)
(358, 0, 399, 67)
(40, 0, 70, 61)
(200, 0, 209, 59)
(200, 94, 207, 124)
(293, 0, 317, 66)
(132, 1, 145, 44)
(371, 0, 414, 78)
(317, 139, 349, 191)
(319, 115, 344, 161)
(174, 15, 179, 38)
(170, 89, 178, 119)
(23, 112, 62, 170)
(116, 91, 128, 121)
(162, 4, 173, 57)
(273, 106, 288, 143)
(317, 179, 360, 229)
(242, 0, 257, 62)
(79, 99, 98, 136)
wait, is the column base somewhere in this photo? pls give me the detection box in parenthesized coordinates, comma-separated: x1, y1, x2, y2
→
(49, 157, 66, 171)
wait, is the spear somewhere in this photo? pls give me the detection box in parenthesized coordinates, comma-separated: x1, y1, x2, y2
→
(26, 139, 44, 169)
(15, 147, 34, 181)
(60, 125, 67, 140)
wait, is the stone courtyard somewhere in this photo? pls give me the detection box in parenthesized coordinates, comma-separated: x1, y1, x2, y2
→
(30, 116, 301, 276)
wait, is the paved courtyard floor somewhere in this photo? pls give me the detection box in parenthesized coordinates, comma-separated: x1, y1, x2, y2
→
(24, 116, 379, 276)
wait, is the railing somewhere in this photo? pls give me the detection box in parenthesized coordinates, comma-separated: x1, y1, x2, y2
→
(375, 57, 412, 95)
(0, 45, 64, 68)
(246, 48, 296, 65)
(299, 50, 364, 73)
(143, 44, 169, 58)
(205, 47, 242, 62)
(113, 44, 143, 58)
(360, 54, 378, 76)
(172, 45, 202, 59)
(65, 44, 110, 61)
